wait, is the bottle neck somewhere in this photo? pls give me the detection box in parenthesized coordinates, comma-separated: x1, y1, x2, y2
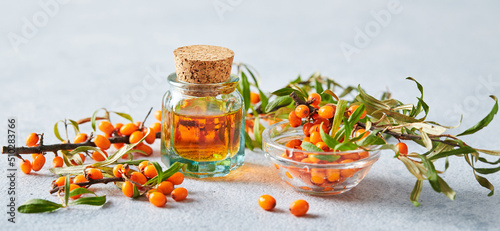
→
(167, 73, 239, 97)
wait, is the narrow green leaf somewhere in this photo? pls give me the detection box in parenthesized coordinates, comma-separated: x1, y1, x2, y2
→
(428, 146, 477, 161)
(331, 100, 347, 137)
(290, 75, 302, 84)
(254, 116, 262, 148)
(475, 148, 500, 156)
(244, 131, 254, 151)
(338, 86, 356, 98)
(91, 108, 104, 132)
(334, 142, 359, 151)
(356, 133, 387, 147)
(116, 159, 149, 166)
(244, 65, 259, 88)
(68, 119, 80, 135)
(18, 199, 63, 213)
(437, 176, 456, 200)
(69, 187, 96, 198)
(258, 89, 269, 110)
(419, 154, 441, 193)
(132, 184, 141, 198)
(406, 77, 429, 120)
(64, 176, 70, 206)
(457, 95, 498, 136)
(311, 154, 340, 162)
(300, 141, 324, 152)
(315, 79, 324, 94)
(264, 96, 293, 113)
(240, 72, 251, 112)
(319, 125, 339, 149)
(399, 157, 425, 180)
(146, 162, 184, 185)
(419, 129, 432, 151)
(69, 195, 106, 206)
(53, 121, 65, 142)
(151, 162, 163, 184)
(347, 104, 366, 125)
(478, 157, 500, 165)
(112, 111, 134, 123)
(475, 174, 495, 196)
(410, 180, 423, 207)
(475, 165, 500, 175)
(322, 89, 340, 102)
(343, 117, 352, 142)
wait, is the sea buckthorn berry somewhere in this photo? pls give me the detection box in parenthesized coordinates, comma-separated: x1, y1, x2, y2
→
(157, 181, 174, 195)
(52, 156, 64, 168)
(91, 150, 108, 162)
(122, 181, 134, 197)
(113, 143, 124, 149)
(113, 164, 125, 177)
(25, 133, 39, 147)
(98, 121, 115, 135)
(289, 199, 309, 217)
(144, 128, 156, 144)
(318, 105, 335, 119)
(94, 135, 111, 150)
(354, 129, 369, 139)
(342, 153, 360, 160)
(167, 172, 184, 185)
(311, 169, 326, 185)
(258, 195, 276, 211)
(303, 137, 311, 143)
(295, 105, 310, 119)
(55, 176, 67, 186)
(20, 160, 32, 174)
(308, 93, 321, 106)
(138, 161, 150, 172)
(302, 123, 314, 137)
(288, 111, 302, 128)
(135, 143, 153, 156)
(309, 123, 328, 134)
(154, 110, 162, 121)
(69, 184, 82, 200)
(70, 153, 86, 166)
(144, 165, 158, 178)
(316, 142, 329, 151)
(129, 131, 144, 144)
(326, 169, 340, 182)
(32, 154, 46, 171)
(396, 142, 408, 155)
(310, 131, 322, 144)
(348, 105, 367, 119)
(150, 122, 161, 134)
(73, 174, 88, 184)
(359, 151, 369, 159)
(285, 139, 302, 148)
(171, 187, 188, 201)
(149, 191, 167, 207)
(120, 123, 138, 136)
(250, 92, 261, 104)
(86, 168, 103, 180)
(114, 123, 123, 132)
(130, 172, 147, 186)
(73, 133, 88, 144)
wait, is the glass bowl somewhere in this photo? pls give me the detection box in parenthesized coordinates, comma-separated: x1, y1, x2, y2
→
(262, 121, 381, 195)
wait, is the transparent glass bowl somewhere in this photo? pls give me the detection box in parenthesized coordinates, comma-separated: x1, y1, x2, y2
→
(262, 121, 381, 195)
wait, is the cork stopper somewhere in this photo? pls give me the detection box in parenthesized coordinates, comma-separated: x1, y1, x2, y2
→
(173, 45, 234, 84)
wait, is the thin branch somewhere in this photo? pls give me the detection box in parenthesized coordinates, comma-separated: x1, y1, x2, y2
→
(50, 177, 124, 194)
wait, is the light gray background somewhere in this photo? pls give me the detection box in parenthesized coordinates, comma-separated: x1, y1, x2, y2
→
(1, 0, 499, 230)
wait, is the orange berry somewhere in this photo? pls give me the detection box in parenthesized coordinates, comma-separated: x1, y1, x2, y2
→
(138, 161, 150, 172)
(54, 176, 67, 186)
(359, 151, 369, 159)
(167, 172, 184, 185)
(308, 93, 321, 106)
(310, 131, 322, 144)
(130, 172, 147, 185)
(120, 123, 138, 136)
(73, 174, 88, 184)
(150, 122, 161, 134)
(122, 181, 134, 197)
(302, 123, 314, 137)
(52, 156, 64, 168)
(69, 184, 82, 200)
(318, 105, 335, 119)
(396, 142, 408, 155)
(25, 133, 39, 147)
(154, 110, 162, 121)
(135, 143, 153, 156)
(98, 121, 115, 135)
(149, 191, 167, 207)
(302, 137, 311, 143)
(144, 128, 156, 145)
(294, 105, 310, 118)
(31, 154, 46, 171)
(86, 168, 103, 180)
(171, 187, 188, 201)
(354, 129, 369, 139)
(91, 150, 108, 162)
(113, 143, 124, 149)
(250, 92, 261, 104)
(348, 105, 367, 119)
(73, 133, 88, 144)
(285, 139, 302, 148)
(144, 165, 158, 178)
(288, 111, 302, 128)
(258, 195, 276, 211)
(129, 131, 144, 144)
(157, 181, 174, 195)
(113, 164, 126, 177)
(311, 169, 326, 185)
(289, 199, 309, 217)
(70, 153, 86, 165)
(94, 135, 111, 150)
(326, 169, 341, 182)
(114, 123, 123, 132)
(20, 160, 32, 174)
(316, 142, 328, 151)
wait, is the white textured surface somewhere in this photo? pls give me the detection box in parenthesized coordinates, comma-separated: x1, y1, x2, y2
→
(1, 1, 500, 230)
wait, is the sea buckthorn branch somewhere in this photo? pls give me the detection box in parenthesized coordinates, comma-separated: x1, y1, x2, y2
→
(49, 176, 124, 194)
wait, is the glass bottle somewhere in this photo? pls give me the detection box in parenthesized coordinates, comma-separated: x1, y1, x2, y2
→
(161, 45, 245, 178)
